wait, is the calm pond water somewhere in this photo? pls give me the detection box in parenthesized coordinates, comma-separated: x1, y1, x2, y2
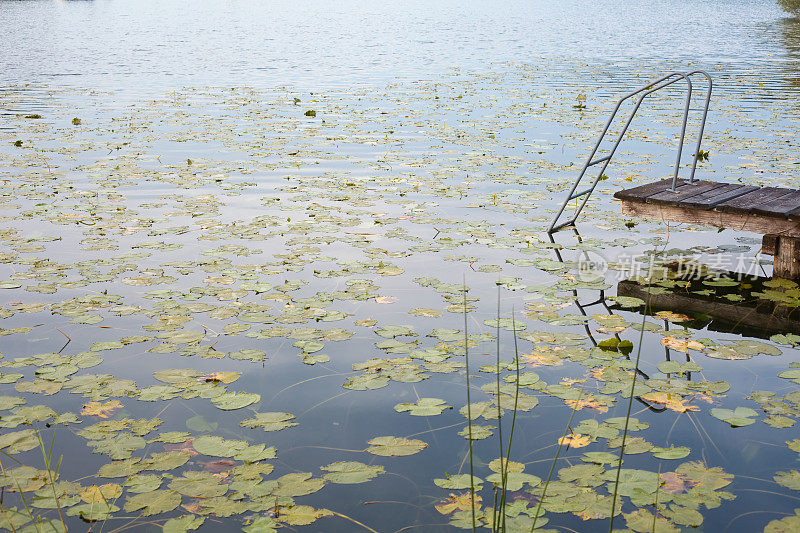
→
(2, 1, 800, 532)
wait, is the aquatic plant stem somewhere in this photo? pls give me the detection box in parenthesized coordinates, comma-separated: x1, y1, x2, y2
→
(329, 510, 381, 533)
(651, 464, 664, 532)
(497, 309, 522, 532)
(493, 288, 504, 532)
(463, 278, 476, 531)
(607, 286, 651, 532)
(35, 426, 65, 528)
(530, 389, 584, 532)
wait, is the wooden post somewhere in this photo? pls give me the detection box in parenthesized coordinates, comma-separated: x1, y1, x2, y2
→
(763, 234, 800, 279)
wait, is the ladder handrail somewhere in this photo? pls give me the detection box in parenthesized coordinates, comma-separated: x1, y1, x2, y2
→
(547, 70, 712, 234)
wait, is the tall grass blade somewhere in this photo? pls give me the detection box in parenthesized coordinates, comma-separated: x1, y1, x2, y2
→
(608, 283, 653, 532)
(463, 278, 476, 532)
(493, 288, 504, 532)
(530, 389, 584, 532)
(497, 308, 521, 532)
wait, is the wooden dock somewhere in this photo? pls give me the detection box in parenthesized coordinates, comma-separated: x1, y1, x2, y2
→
(614, 179, 800, 278)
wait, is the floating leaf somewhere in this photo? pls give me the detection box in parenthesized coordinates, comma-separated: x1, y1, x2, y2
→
(274, 472, 325, 497)
(0, 429, 40, 454)
(81, 400, 123, 418)
(366, 436, 427, 456)
(321, 461, 384, 484)
(710, 407, 758, 427)
(774, 471, 800, 491)
(80, 483, 122, 503)
(458, 425, 495, 440)
(163, 515, 206, 533)
(279, 505, 331, 526)
(210, 391, 260, 410)
(624, 509, 679, 533)
(67, 502, 119, 521)
(239, 412, 298, 431)
(87, 433, 146, 460)
(124, 473, 163, 493)
(764, 509, 800, 533)
(434, 474, 484, 491)
(394, 398, 450, 416)
(558, 433, 591, 448)
(435, 492, 482, 515)
(168, 471, 228, 498)
(192, 436, 247, 457)
(123, 489, 182, 516)
(652, 446, 691, 460)
(779, 369, 800, 385)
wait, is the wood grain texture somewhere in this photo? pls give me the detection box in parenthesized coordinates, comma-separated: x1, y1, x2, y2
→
(681, 184, 759, 208)
(620, 200, 800, 236)
(715, 187, 798, 215)
(613, 179, 684, 201)
(645, 181, 727, 205)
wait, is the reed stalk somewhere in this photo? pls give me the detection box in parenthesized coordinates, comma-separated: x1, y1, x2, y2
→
(462, 279, 476, 532)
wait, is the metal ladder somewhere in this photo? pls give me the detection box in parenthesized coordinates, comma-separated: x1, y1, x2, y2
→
(547, 70, 712, 234)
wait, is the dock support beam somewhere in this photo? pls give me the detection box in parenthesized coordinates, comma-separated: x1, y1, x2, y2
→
(762, 234, 800, 279)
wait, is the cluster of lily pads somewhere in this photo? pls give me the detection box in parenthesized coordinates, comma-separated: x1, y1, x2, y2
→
(0, 63, 799, 532)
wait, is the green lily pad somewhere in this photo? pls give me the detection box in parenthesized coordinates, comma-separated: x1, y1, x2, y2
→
(240, 412, 298, 431)
(66, 502, 119, 521)
(774, 470, 800, 491)
(210, 391, 260, 410)
(124, 489, 182, 516)
(710, 407, 758, 427)
(764, 509, 800, 533)
(163, 515, 206, 533)
(192, 435, 248, 457)
(274, 472, 325, 497)
(779, 369, 800, 384)
(433, 474, 484, 491)
(87, 433, 146, 460)
(168, 471, 228, 498)
(394, 398, 450, 416)
(124, 474, 163, 493)
(321, 461, 384, 484)
(279, 505, 332, 526)
(0, 429, 40, 454)
(652, 446, 691, 460)
(458, 424, 495, 440)
(366, 436, 427, 456)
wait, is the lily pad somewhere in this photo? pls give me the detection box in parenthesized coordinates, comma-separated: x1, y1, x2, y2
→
(124, 489, 182, 516)
(710, 407, 758, 427)
(394, 398, 451, 416)
(240, 412, 298, 431)
(321, 461, 384, 484)
(366, 436, 427, 456)
(210, 391, 260, 410)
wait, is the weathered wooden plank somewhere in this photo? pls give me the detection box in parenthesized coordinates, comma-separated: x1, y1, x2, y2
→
(771, 235, 800, 278)
(751, 190, 800, 217)
(716, 187, 797, 215)
(645, 181, 728, 205)
(613, 179, 685, 201)
(620, 199, 800, 237)
(680, 184, 759, 208)
(763, 234, 778, 256)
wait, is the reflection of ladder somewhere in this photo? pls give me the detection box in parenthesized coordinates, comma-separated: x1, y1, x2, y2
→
(547, 70, 712, 234)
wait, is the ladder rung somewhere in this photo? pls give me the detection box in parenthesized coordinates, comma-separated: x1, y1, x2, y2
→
(549, 219, 576, 233)
(587, 155, 611, 167)
(568, 187, 593, 200)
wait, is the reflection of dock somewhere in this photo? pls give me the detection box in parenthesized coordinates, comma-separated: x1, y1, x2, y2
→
(617, 271, 800, 338)
(615, 179, 800, 278)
